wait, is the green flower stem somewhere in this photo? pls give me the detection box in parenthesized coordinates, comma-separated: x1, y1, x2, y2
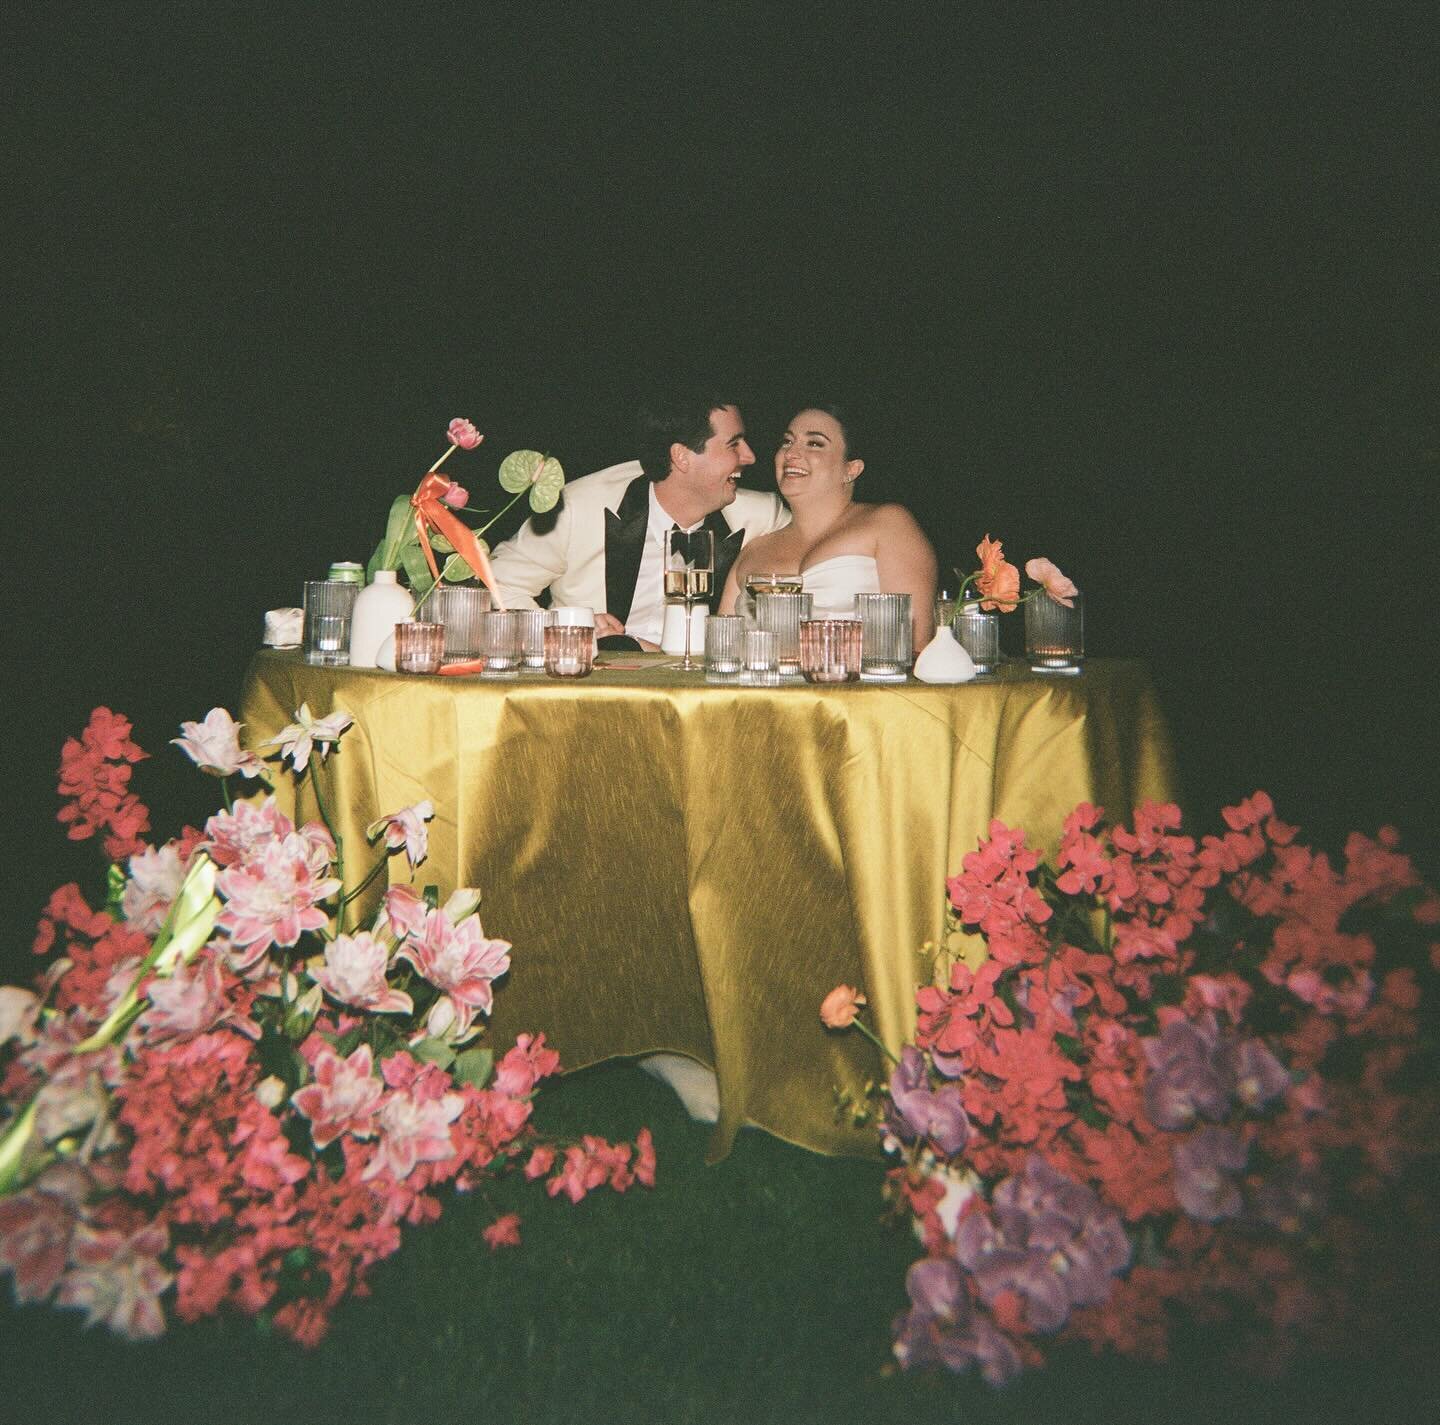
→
(851, 1016, 900, 1065)
(221, 776, 233, 814)
(308, 768, 346, 937)
(427, 442, 459, 475)
(340, 854, 391, 909)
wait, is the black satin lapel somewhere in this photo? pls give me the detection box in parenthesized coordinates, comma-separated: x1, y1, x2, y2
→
(707, 510, 746, 612)
(604, 477, 652, 624)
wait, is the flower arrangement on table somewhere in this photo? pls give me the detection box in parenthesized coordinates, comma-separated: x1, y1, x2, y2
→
(949, 535, 1078, 617)
(0, 704, 653, 1346)
(823, 796, 1439, 1384)
(368, 416, 567, 611)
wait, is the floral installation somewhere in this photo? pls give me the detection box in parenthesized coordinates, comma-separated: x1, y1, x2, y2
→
(368, 417, 568, 610)
(0, 706, 654, 1346)
(824, 795, 1439, 1384)
(950, 535, 1078, 617)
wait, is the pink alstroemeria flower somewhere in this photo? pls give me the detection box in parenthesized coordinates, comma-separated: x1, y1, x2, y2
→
(441, 481, 469, 509)
(122, 842, 187, 934)
(361, 1081, 465, 1181)
(366, 800, 435, 870)
(310, 930, 414, 1015)
(395, 909, 511, 1041)
(382, 884, 482, 943)
(447, 417, 482, 451)
(292, 1042, 385, 1149)
(1024, 557, 1079, 608)
(262, 703, 354, 775)
(201, 795, 295, 868)
(143, 952, 256, 1041)
(171, 707, 264, 779)
(55, 1219, 172, 1341)
(216, 832, 341, 966)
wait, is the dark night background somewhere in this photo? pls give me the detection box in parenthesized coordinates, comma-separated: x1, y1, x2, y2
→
(2, 1, 1437, 981)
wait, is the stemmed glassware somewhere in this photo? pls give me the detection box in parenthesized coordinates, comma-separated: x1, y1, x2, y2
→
(665, 528, 714, 672)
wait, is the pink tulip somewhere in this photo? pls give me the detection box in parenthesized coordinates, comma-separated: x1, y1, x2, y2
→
(441, 481, 469, 510)
(447, 418, 482, 450)
(1024, 558, 1078, 608)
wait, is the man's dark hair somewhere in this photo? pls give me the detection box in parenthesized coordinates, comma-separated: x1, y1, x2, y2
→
(635, 392, 739, 482)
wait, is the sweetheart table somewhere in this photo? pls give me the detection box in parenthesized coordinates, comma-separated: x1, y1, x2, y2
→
(240, 651, 1178, 1160)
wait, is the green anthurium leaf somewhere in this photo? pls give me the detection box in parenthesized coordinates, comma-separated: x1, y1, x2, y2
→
(412, 1037, 456, 1069)
(430, 529, 456, 556)
(453, 1046, 494, 1089)
(500, 450, 567, 510)
(442, 550, 479, 582)
(400, 541, 436, 601)
(528, 455, 566, 512)
(498, 449, 542, 494)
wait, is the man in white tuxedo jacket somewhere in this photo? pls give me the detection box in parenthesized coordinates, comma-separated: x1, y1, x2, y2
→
(489, 394, 790, 647)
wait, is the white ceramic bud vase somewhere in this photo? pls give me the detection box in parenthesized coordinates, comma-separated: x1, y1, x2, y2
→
(912, 622, 977, 683)
(349, 570, 414, 668)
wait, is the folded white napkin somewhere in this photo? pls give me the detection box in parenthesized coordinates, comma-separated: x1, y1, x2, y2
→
(264, 607, 304, 647)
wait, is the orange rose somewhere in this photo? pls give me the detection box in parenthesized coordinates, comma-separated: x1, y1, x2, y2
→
(820, 984, 867, 1029)
(976, 536, 1021, 611)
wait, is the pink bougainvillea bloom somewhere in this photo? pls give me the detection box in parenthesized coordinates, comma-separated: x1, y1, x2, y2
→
(524, 1145, 556, 1180)
(447, 417, 482, 450)
(441, 481, 469, 509)
(483, 1213, 522, 1250)
(170, 708, 264, 779)
(820, 984, 867, 1029)
(215, 832, 341, 966)
(55, 1219, 173, 1341)
(262, 703, 353, 775)
(310, 930, 414, 1015)
(634, 1127, 656, 1188)
(366, 800, 435, 870)
(121, 842, 187, 935)
(395, 909, 511, 1040)
(493, 1032, 562, 1097)
(292, 1043, 385, 1148)
(1023, 557, 1078, 608)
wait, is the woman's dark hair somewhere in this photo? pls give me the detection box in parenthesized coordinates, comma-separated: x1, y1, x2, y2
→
(635, 391, 739, 481)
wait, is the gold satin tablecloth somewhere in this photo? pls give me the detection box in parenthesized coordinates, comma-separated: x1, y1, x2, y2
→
(241, 651, 1177, 1160)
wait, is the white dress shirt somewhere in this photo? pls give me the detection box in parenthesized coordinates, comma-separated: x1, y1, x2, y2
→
(625, 485, 706, 644)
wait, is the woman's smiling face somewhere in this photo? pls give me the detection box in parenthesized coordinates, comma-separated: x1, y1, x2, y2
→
(775, 408, 863, 497)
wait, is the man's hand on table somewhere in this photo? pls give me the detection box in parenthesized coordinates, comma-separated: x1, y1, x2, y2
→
(594, 612, 660, 653)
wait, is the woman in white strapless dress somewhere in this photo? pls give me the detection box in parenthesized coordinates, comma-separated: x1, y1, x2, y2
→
(719, 404, 938, 647)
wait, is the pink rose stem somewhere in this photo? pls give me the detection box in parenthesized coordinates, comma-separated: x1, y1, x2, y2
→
(428, 442, 459, 475)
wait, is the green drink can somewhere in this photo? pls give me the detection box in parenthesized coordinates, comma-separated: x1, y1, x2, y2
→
(327, 562, 364, 583)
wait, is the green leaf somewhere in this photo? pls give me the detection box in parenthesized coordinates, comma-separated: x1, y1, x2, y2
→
(430, 530, 456, 556)
(442, 550, 480, 583)
(412, 1037, 456, 1069)
(499, 450, 567, 513)
(400, 540, 436, 601)
(454, 1046, 494, 1089)
(369, 495, 417, 577)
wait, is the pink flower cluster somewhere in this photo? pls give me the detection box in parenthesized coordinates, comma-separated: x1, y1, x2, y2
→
(883, 797, 1440, 1383)
(55, 707, 151, 860)
(1, 708, 657, 1346)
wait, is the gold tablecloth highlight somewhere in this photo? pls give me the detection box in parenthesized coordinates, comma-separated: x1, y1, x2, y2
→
(241, 652, 1178, 1160)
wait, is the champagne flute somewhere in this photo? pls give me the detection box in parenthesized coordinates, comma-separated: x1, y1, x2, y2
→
(665, 528, 714, 671)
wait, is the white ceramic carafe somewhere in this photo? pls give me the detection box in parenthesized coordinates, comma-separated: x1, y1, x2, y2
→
(348, 570, 415, 668)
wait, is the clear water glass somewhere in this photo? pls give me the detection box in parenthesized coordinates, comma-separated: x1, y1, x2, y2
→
(755, 591, 813, 674)
(742, 628, 780, 686)
(954, 607, 1001, 674)
(480, 610, 519, 675)
(514, 609, 547, 669)
(856, 592, 912, 680)
(303, 580, 359, 666)
(543, 623, 595, 678)
(1024, 591, 1084, 672)
(704, 614, 744, 676)
(427, 585, 492, 659)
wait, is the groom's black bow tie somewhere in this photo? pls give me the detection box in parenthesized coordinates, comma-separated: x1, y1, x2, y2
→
(666, 526, 713, 566)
